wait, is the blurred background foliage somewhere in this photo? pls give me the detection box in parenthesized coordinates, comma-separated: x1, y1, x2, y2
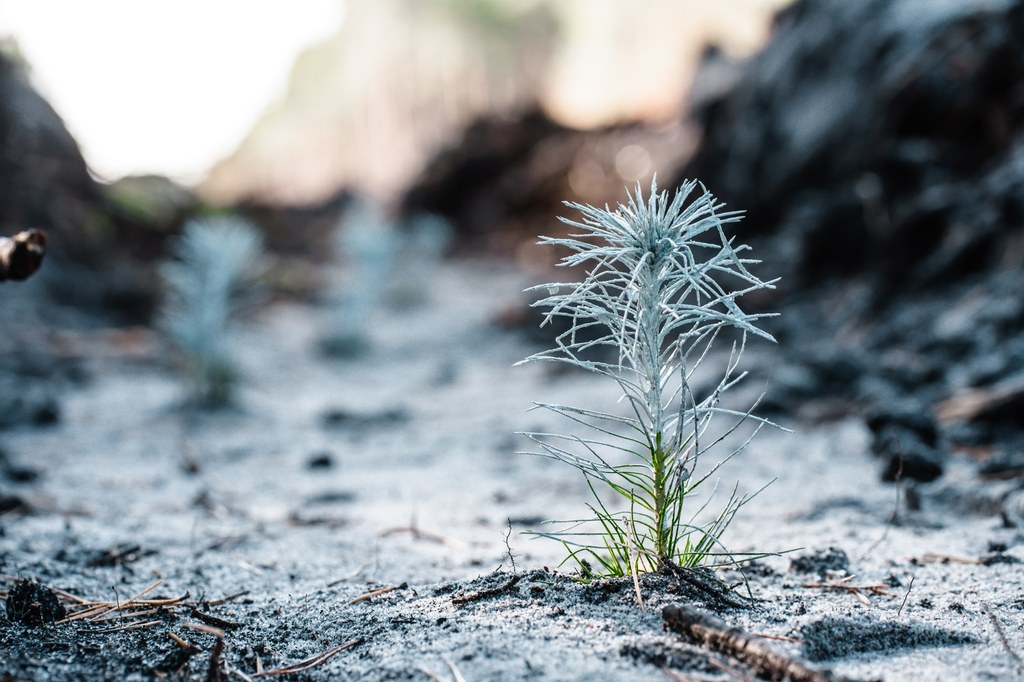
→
(1, 0, 788, 202)
(3, 0, 1024, 483)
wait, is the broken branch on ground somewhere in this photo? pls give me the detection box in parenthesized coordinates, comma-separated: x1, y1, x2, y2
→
(663, 604, 856, 682)
(0, 228, 47, 282)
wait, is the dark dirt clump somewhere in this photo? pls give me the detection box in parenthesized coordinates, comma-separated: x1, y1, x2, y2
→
(789, 548, 851, 577)
(4, 578, 66, 626)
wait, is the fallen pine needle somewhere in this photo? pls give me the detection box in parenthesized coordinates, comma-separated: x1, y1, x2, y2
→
(91, 607, 161, 623)
(347, 582, 408, 605)
(445, 658, 468, 682)
(751, 632, 804, 644)
(227, 666, 254, 682)
(31, 579, 245, 633)
(914, 553, 981, 565)
(327, 564, 369, 588)
(897, 576, 915, 617)
(168, 631, 201, 652)
(191, 607, 244, 629)
(79, 619, 164, 634)
(57, 592, 189, 625)
(984, 603, 1024, 667)
(183, 622, 225, 638)
(380, 525, 462, 547)
(801, 575, 893, 604)
(205, 590, 250, 607)
(452, 575, 521, 606)
(251, 639, 363, 677)
(125, 579, 164, 604)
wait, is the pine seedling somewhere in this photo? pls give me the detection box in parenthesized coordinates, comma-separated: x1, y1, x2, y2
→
(519, 179, 778, 579)
(320, 199, 399, 356)
(160, 216, 263, 407)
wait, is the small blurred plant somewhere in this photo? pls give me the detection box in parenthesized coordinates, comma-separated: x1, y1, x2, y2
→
(519, 179, 778, 579)
(320, 199, 400, 357)
(388, 212, 453, 308)
(160, 216, 263, 407)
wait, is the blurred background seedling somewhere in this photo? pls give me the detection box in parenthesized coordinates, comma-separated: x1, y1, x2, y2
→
(319, 198, 400, 357)
(388, 212, 453, 308)
(520, 179, 779, 579)
(160, 215, 264, 407)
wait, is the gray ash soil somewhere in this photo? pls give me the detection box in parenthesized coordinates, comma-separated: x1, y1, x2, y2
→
(2, 262, 1024, 681)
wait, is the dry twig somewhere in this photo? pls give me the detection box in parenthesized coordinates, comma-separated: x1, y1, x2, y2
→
(800, 574, 894, 605)
(663, 605, 855, 682)
(912, 553, 981, 565)
(0, 577, 246, 637)
(55, 579, 189, 625)
(897, 576, 915, 617)
(380, 524, 461, 546)
(445, 658, 468, 682)
(250, 639, 363, 677)
(451, 574, 521, 606)
(182, 623, 227, 682)
(347, 582, 408, 605)
(191, 607, 244, 629)
(984, 603, 1024, 669)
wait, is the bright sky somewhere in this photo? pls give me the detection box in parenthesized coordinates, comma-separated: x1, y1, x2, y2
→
(0, 0, 344, 183)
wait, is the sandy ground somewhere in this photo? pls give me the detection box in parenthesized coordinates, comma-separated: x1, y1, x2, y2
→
(2, 260, 1023, 681)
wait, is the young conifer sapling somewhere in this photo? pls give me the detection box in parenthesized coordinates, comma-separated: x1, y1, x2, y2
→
(519, 179, 778, 579)
(160, 216, 263, 407)
(321, 199, 399, 357)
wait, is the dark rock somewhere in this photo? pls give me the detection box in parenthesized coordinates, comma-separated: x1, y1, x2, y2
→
(4, 578, 66, 626)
